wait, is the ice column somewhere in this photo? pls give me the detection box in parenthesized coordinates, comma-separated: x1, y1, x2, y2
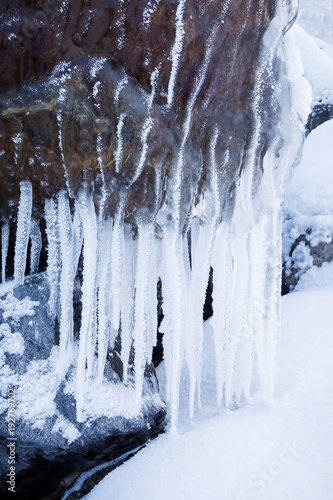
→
(14, 181, 33, 285)
(1, 222, 9, 283)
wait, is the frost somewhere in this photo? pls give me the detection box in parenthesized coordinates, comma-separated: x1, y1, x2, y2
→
(0, 293, 39, 321)
(14, 181, 32, 285)
(52, 413, 81, 443)
(0, 324, 24, 356)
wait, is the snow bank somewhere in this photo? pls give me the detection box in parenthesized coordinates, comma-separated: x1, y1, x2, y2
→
(283, 119, 333, 289)
(292, 23, 333, 107)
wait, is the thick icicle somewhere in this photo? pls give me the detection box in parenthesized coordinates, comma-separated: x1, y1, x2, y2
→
(120, 226, 136, 385)
(185, 129, 220, 417)
(76, 189, 98, 422)
(14, 181, 33, 285)
(57, 190, 75, 366)
(1, 221, 9, 283)
(211, 221, 232, 408)
(97, 218, 113, 383)
(109, 212, 124, 337)
(132, 224, 154, 410)
(29, 218, 42, 274)
(45, 198, 61, 319)
(160, 231, 186, 431)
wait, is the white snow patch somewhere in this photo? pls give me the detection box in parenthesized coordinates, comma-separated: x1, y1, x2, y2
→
(52, 413, 81, 444)
(293, 23, 333, 106)
(0, 323, 24, 356)
(0, 293, 39, 321)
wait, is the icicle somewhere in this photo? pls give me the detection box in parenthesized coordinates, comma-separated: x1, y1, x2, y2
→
(211, 221, 232, 408)
(14, 181, 33, 285)
(120, 225, 136, 384)
(1, 221, 9, 283)
(187, 130, 221, 416)
(146, 240, 158, 365)
(76, 188, 98, 422)
(29, 218, 42, 274)
(45, 198, 61, 319)
(109, 213, 124, 337)
(72, 201, 83, 272)
(57, 190, 75, 365)
(160, 231, 186, 431)
(132, 224, 154, 410)
(97, 218, 113, 383)
(57, 111, 74, 198)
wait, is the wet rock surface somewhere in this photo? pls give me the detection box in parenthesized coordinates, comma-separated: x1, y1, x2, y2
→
(0, 0, 278, 226)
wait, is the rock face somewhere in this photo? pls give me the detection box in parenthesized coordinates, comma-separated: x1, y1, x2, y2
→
(0, 0, 279, 225)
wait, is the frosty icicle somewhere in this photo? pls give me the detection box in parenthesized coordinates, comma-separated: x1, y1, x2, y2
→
(76, 188, 98, 422)
(1, 221, 9, 282)
(29, 219, 42, 274)
(14, 181, 33, 285)
(45, 198, 61, 319)
(58, 190, 76, 366)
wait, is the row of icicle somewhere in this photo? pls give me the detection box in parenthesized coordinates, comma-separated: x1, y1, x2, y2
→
(0, 0, 309, 429)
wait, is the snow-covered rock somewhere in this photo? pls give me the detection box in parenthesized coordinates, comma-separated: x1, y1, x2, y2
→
(282, 119, 333, 292)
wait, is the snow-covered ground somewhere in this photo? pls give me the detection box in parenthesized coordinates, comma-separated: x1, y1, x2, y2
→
(84, 285, 333, 500)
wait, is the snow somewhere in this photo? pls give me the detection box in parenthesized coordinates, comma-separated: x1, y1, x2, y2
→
(283, 120, 333, 284)
(84, 286, 333, 500)
(297, 0, 333, 46)
(0, 323, 24, 356)
(0, 293, 39, 321)
(292, 24, 333, 107)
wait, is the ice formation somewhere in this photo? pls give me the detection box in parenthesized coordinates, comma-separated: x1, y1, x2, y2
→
(0, 0, 311, 429)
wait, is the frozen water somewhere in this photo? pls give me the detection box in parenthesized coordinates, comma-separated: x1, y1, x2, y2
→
(1, 221, 9, 282)
(5, 1, 311, 427)
(14, 181, 33, 285)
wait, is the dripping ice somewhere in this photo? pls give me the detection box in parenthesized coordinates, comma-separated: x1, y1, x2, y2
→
(2, 1, 312, 429)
